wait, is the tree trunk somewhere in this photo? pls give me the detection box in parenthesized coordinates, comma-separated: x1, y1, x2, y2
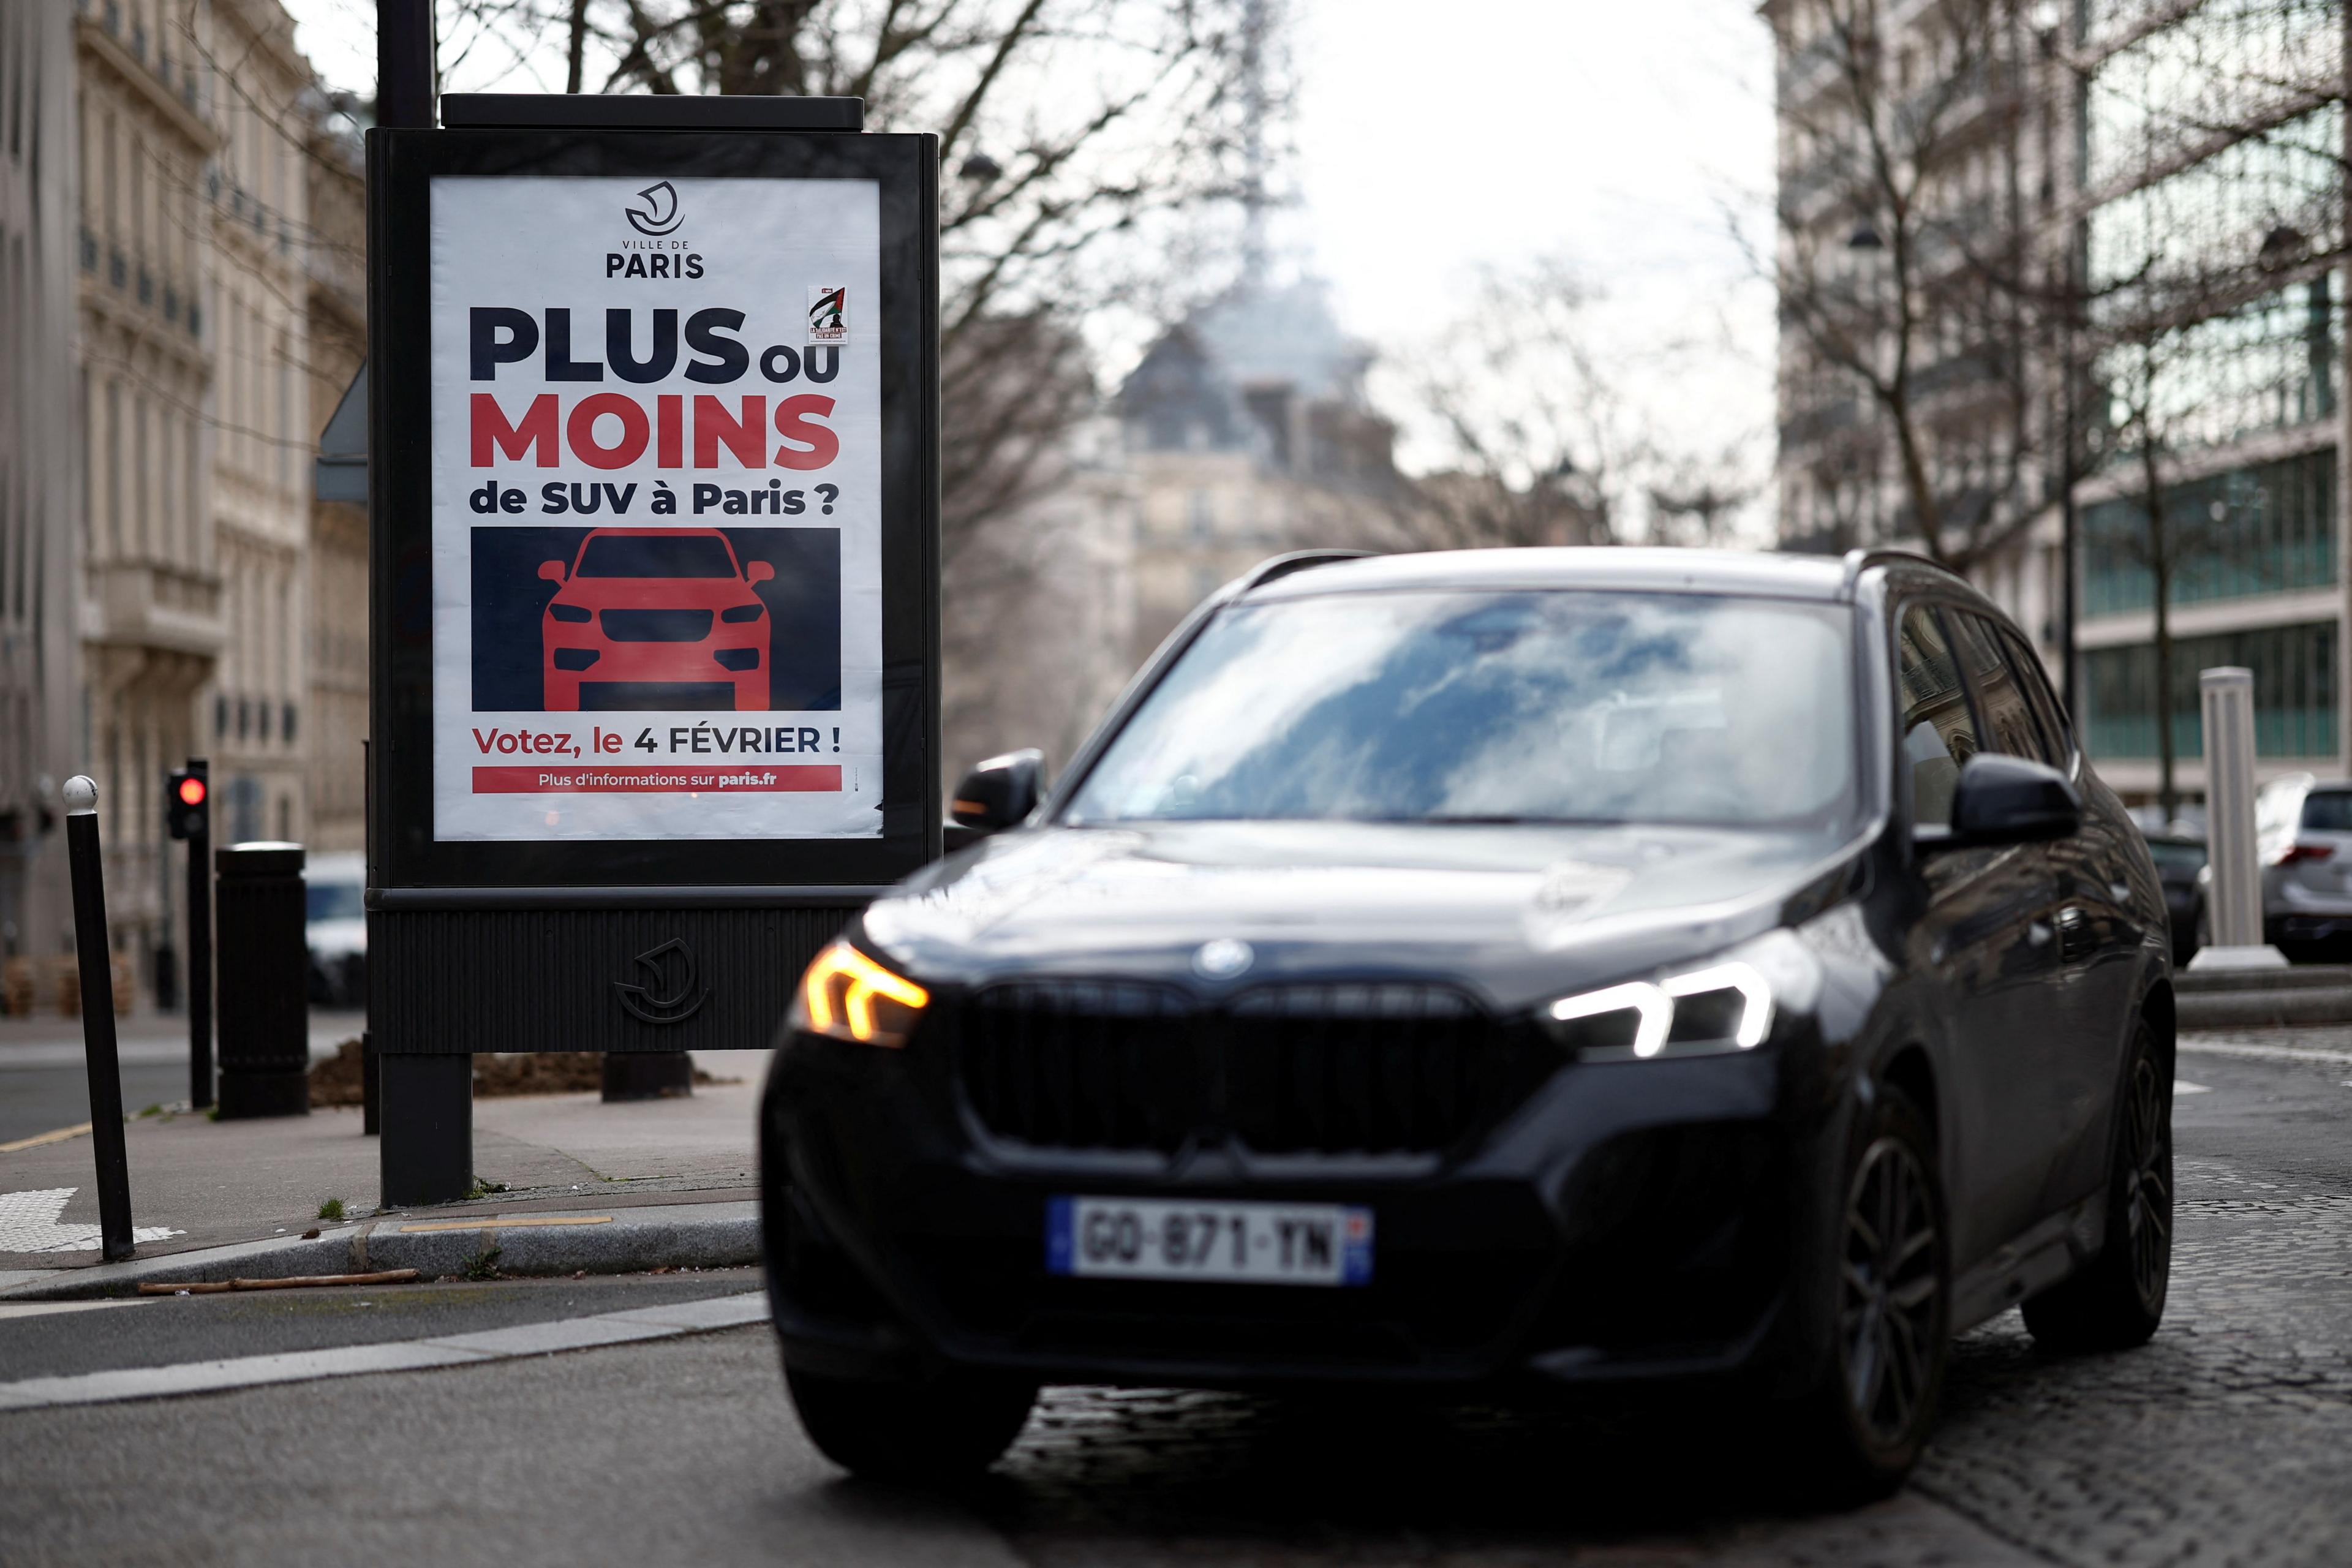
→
(2143, 441, 2177, 823)
(565, 0, 589, 94)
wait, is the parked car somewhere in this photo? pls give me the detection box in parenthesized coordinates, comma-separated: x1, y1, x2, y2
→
(763, 548, 2174, 1501)
(2140, 829, 2206, 967)
(305, 851, 366, 1008)
(540, 527, 773, 712)
(2256, 773, 2352, 960)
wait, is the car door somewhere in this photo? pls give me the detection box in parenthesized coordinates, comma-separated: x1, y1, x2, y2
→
(1952, 611, 2132, 1216)
(1894, 603, 2064, 1267)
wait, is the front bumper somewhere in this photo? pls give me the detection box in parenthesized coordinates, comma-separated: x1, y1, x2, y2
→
(761, 1021, 1841, 1396)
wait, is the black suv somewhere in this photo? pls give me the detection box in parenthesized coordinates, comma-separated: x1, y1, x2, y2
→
(762, 547, 2174, 1499)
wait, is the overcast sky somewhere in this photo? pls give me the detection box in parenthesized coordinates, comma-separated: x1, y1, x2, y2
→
(282, 0, 1777, 518)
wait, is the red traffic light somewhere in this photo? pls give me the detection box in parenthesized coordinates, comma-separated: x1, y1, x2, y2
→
(176, 777, 207, 807)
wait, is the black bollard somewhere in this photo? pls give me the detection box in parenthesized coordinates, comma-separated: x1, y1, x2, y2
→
(62, 776, 135, 1262)
(213, 842, 311, 1118)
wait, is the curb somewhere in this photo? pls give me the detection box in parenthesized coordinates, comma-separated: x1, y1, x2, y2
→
(0, 1200, 761, 1302)
(2177, 989, 2352, 1030)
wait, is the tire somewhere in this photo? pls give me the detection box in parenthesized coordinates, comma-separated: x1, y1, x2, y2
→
(1786, 1085, 1951, 1504)
(2022, 1019, 2171, 1352)
(785, 1364, 1037, 1483)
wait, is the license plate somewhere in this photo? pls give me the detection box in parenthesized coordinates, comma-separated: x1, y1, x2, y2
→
(1046, 1197, 1373, 1286)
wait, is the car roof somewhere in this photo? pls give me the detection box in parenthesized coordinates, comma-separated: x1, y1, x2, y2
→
(1238, 546, 1964, 605)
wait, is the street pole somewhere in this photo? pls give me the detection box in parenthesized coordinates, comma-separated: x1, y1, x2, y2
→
(378, 0, 434, 129)
(64, 775, 135, 1262)
(374, 0, 473, 1205)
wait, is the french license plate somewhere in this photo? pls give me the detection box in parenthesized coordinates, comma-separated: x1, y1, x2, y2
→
(1046, 1197, 1373, 1286)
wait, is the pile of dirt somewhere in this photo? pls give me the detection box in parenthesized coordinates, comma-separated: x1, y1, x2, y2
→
(309, 1040, 727, 1107)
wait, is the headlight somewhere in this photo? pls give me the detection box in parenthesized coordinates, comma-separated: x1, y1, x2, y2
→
(788, 938, 930, 1047)
(1542, 932, 1816, 1062)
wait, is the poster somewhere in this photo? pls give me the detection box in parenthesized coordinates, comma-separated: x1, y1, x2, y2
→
(428, 175, 883, 841)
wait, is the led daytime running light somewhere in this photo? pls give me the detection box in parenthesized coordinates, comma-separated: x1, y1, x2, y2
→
(1548, 959, 1776, 1057)
(799, 941, 929, 1047)
(1662, 960, 1774, 1048)
(1550, 981, 1672, 1058)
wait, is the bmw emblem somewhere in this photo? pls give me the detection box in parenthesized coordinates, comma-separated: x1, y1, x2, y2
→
(1193, 938, 1254, 979)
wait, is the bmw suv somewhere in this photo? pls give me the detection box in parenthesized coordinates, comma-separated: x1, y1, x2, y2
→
(761, 548, 2174, 1499)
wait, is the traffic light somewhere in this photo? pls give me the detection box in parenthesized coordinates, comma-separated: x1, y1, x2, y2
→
(167, 763, 209, 840)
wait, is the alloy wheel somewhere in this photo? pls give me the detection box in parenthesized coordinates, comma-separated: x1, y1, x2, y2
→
(2122, 1055, 2173, 1310)
(1839, 1134, 1941, 1446)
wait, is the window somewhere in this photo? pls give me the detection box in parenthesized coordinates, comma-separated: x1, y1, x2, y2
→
(1948, 611, 2052, 764)
(2302, 791, 2352, 832)
(1897, 606, 1978, 828)
(2084, 620, 2336, 759)
(2000, 628, 2073, 764)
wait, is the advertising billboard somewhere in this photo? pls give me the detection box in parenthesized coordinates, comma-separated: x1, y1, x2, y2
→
(369, 107, 938, 897)
(430, 175, 883, 841)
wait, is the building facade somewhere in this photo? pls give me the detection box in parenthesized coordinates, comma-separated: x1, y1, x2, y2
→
(1115, 279, 1404, 666)
(75, 0, 225, 981)
(0, 0, 83, 971)
(304, 111, 364, 853)
(1767, 0, 2350, 809)
(202, 0, 313, 851)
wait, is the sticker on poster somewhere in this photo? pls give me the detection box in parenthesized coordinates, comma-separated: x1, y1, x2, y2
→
(428, 176, 884, 842)
(807, 285, 848, 345)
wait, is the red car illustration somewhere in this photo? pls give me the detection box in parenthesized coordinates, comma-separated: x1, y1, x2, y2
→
(539, 528, 773, 711)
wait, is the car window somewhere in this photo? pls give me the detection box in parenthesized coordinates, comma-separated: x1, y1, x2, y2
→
(2144, 840, 2205, 876)
(1061, 590, 1858, 831)
(1896, 606, 1977, 828)
(306, 882, 365, 921)
(575, 533, 738, 578)
(2302, 792, 2352, 832)
(1998, 628, 2073, 766)
(1947, 611, 2051, 764)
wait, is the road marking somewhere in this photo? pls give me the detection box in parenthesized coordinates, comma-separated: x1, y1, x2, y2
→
(2178, 1039, 2352, 1066)
(0, 1289, 767, 1412)
(0, 1124, 92, 1156)
(2176, 1080, 2211, 1094)
(0, 1298, 151, 1321)
(0, 1189, 183, 1254)
(396, 1215, 614, 1233)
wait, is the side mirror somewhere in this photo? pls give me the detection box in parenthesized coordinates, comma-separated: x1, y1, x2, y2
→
(745, 560, 775, 584)
(948, 748, 1046, 848)
(538, 560, 567, 584)
(1940, 753, 2082, 847)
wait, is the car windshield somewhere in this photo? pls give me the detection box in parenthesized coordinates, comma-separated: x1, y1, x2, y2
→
(306, 882, 364, 921)
(575, 534, 737, 578)
(1062, 590, 1857, 830)
(2145, 840, 2205, 876)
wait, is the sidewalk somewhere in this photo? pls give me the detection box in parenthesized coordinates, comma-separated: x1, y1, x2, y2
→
(0, 1046, 768, 1295)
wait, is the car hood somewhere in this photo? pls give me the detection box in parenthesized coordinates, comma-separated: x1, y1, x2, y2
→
(860, 821, 1859, 1014)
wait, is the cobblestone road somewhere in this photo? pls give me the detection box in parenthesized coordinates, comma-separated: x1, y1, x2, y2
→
(962, 1033, 2352, 1566)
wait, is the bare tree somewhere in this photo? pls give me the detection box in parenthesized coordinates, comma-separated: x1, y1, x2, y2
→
(1767, 0, 2045, 569)
(439, 0, 1270, 555)
(1383, 259, 1759, 551)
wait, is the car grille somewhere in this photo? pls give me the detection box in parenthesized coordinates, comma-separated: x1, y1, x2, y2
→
(951, 980, 1544, 1158)
(601, 608, 714, 641)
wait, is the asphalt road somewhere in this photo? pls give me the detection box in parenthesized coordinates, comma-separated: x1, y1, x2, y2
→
(0, 1010, 365, 1144)
(4, 1036, 2352, 1566)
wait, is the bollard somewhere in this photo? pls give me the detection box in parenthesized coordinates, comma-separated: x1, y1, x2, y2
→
(2192, 667, 2286, 968)
(62, 776, 135, 1262)
(213, 842, 312, 1117)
